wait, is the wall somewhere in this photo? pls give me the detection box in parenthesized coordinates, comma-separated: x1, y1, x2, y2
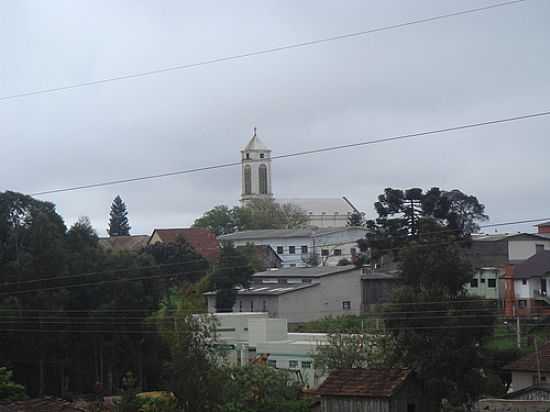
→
(321, 397, 390, 412)
(478, 399, 550, 411)
(233, 294, 280, 317)
(509, 239, 550, 262)
(230, 236, 311, 267)
(512, 372, 539, 391)
(363, 279, 400, 307)
(465, 268, 501, 299)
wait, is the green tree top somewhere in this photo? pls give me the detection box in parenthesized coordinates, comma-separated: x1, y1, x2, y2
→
(108, 195, 131, 237)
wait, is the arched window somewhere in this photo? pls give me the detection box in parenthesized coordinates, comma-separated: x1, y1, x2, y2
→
(244, 165, 252, 195)
(259, 164, 268, 194)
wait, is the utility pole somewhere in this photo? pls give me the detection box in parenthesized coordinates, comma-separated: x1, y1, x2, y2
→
(514, 304, 521, 349)
(535, 337, 542, 383)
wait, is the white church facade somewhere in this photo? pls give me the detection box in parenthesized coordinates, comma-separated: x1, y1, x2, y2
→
(239, 130, 360, 228)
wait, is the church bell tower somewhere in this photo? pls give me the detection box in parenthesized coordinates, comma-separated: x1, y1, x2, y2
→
(241, 128, 273, 205)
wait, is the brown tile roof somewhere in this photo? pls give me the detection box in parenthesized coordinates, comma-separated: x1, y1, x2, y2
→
(98, 235, 149, 253)
(317, 368, 411, 398)
(504, 341, 550, 372)
(150, 228, 220, 261)
(513, 251, 550, 279)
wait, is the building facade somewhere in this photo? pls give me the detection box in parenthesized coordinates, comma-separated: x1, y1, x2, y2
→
(218, 227, 367, 268)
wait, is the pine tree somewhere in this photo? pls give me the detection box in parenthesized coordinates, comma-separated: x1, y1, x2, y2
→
(108, 195, 131, 236)
(347, 211, 365, 227)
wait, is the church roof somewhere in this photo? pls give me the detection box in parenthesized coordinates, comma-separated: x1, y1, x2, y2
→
(278, 198, 355, 215)
(242, 131, 270, 152)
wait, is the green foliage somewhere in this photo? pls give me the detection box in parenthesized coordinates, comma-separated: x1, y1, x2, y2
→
(363, 187, 487, 260)
(238, 242, 267, 272)
(347, 211, 365, 227)
(0, 367, 26, 401)
(114, 372, 141, 412)
(211, 242, 254, 312)
(108, 195, 131, 236)
(138, 394, 177, 412)
(222, 365, 310, 412)
(193, 199, 308, 234)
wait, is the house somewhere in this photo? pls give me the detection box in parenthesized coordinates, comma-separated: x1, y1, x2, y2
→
(148, 228, 220, 262)
(464, 233, 550, 302)
(218, 227, 367, 268)
(504, 384, 550, 400)
(504, 341, 550, 391)
(503, 250, 550, 317)
(236, 244, 282, 270)
(277, 198, 358, 228)
(361, 268, 401, 311)
(208, 312, 329, 388)
(316, 368, 424, 412)
(206, 266, 363, 323)
(98, 235, 149, 253)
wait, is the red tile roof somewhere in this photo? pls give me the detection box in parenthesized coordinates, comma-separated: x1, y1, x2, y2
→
(505, 341, 550, 373)
(317, 368, 411, 398)
(150, 228, 220, 262)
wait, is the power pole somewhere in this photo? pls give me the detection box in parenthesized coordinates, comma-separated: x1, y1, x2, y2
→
(514, 304, 521, 349)
(535, 337, 542, 383)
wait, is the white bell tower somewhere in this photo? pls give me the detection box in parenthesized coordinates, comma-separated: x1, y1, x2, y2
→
(241, 128, 273, 205)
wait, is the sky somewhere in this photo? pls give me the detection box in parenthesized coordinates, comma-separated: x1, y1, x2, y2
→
(1, 0, 549, 236)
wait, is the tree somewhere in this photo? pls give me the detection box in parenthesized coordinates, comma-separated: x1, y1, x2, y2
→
(313, 331, 392, 376)
(364, 187, 487, 260)
(193, 205, 240, 236)
(108, 195, 131, 236)
(211, 242, 254, 312)
(0, 367, 26, 400)
(384, 235, 497, 409)
(222, 364, 310, 412)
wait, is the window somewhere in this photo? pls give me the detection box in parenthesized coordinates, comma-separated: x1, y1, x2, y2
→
(342, 301, 351, 311)
(259, 164, 268, 194)
(267, 359, 277, 368)
(488, 279, 496, 288)
(334, 249, 342, 256)
(350, 248, 357, 256)
(301, 245, 308, 254)
(289, 360, 299, 369)
(239, 301, 242, 312)
(301, 361, 312, 369)
(250, 301, 254, 312)
(278, 279, 288, 284)
(470, 279, 478, 288)
(276, 246, 284, 254)
(519, 300, 528, 309)
(244, 165, 252, 195)
(262, 300, 267, 312)
(246, 153, 250, 159)
(537, 244, 545, 253)
(260, 153, 264, 159)
(481, 278, 486, 284)
(321, 249, 329, 257)
(302, 279, 312, 283)
(289, 246, 296, 254)
(522, 279, 528, 286)
(290, 264, 296, 267)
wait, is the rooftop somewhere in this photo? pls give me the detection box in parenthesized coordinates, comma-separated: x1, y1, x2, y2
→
(150, 228, 220, 261)
(219, 227, 363, 241)
(278, 198, 354, 215)
(242, 132, 270, 152)
(504, 341, 550, 373)
(362, 270, 400, 280)
(317, 368, 412, 398)
(513, 251, 550, 279)
(98, 235, 149, 253)
(471, 233, 549, 242)
(253, 265, 357, 278)
(204, 282, 318, 296)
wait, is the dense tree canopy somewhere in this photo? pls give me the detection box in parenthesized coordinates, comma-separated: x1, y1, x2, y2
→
(193, 199, 308, 234)
(108, 195, 131, 237)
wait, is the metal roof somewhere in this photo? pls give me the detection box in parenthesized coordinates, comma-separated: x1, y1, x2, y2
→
(253, 265, 358, 278)
(277, 198, 354, 215)
(219, 227, 364, 241)
(204, 283, 318, 296)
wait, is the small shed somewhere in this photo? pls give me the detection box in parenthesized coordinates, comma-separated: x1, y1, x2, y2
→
(316, 368, 422, 412)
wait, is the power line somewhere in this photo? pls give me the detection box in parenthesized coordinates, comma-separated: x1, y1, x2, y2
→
(0, 0, 527, 103)
(30, 109, 550, 196)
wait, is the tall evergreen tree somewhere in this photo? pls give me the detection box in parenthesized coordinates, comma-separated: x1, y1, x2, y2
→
(108, 195, 131, 237)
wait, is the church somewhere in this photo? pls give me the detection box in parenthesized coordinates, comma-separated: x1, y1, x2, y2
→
(240, 129, 359, 228)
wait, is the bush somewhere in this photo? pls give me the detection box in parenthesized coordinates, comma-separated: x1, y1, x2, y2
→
(0, 367, 26, 401)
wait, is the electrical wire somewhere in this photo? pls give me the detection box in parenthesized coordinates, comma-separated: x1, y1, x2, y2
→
(0, 0, 527, 103)
(30, 109, 550, 196)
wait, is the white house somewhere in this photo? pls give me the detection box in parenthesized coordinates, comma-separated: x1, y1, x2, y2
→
(205, 265, 363, 323)
(218, 227, 367, 268)
(504, 341, 550, 391)
(209, 312, 328, 388)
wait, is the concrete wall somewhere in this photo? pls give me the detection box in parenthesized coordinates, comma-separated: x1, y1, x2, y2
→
(509, 239, 550, 261)
(233, 294, 280, 317)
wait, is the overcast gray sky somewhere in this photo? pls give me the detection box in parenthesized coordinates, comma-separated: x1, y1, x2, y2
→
(1, 0, 549, 236)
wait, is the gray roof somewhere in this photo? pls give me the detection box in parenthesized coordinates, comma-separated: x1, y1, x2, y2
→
(242, 134, 270, 151)
(98, 235, 149, 252)
(253, 265, 357, 278)
(513, 251, 550, 279)
(362, 270, 400, 280)
(219, 227, 364, 241)
(472, 233, 549, 242)
(204, 282, 318, 296)
(277, 198, 354, 215)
